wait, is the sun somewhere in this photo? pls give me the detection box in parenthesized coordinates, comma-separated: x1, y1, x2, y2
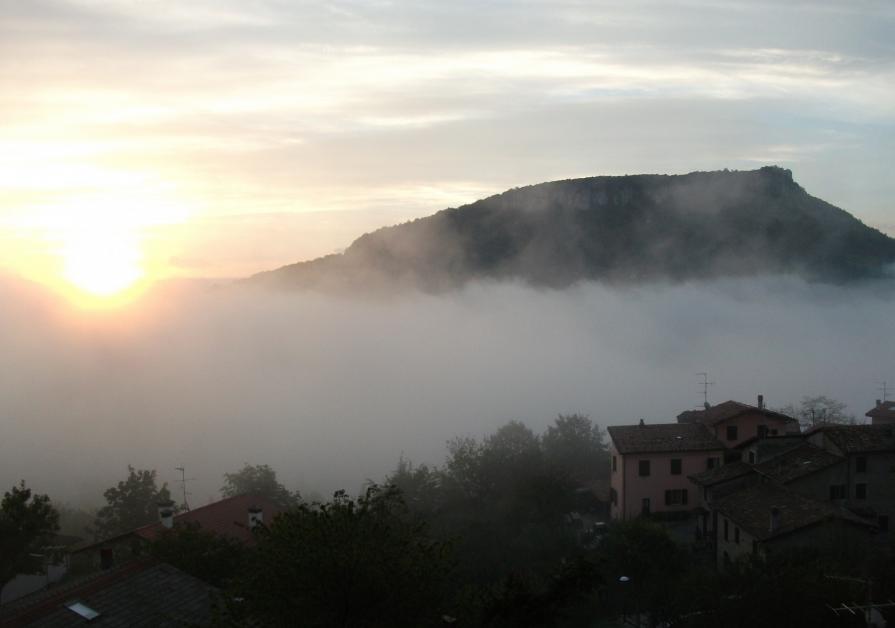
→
(58, 225, 146, 306)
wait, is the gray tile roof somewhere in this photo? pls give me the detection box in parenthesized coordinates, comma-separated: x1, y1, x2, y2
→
(608, 423, 725, 454)
(753, 443, 845, 484)
(0, 561, 216, 627)
(689, 461, 755, 486)
(714, 483, 872, 542)
(677, 400, 797, 427)
(810, 424, 895, 454)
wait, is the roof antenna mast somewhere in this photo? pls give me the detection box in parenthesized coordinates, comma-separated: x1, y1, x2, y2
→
(697, 372, 714, 409)
(175, 466, 196, 511)
(879, 381, 889, 403)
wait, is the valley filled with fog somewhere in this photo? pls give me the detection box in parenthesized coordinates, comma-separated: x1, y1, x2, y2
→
(1, 275, 892, 507)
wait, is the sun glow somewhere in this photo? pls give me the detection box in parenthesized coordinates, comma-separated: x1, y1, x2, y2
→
(61, 227, 145, 299)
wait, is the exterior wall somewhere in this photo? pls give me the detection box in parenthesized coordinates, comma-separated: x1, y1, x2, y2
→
(611, 448, 724, 520)
(785, 462, 849, 504)
(712, 412, 797, 449)
(715, 514, 756, 568)
(847, 452, 895, 542)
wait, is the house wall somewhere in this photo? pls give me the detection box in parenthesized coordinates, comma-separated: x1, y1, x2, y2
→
(785, 462, 849, 503)
(715, 514, 756, 568)
(712, 412, 797, 449)
(847, 452, 895, 541)
(611, 448, 724, 520)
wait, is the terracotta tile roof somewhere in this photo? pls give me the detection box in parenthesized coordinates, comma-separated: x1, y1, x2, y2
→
(866, 401, 895, 420)
(71, 494, 282, 553)
(607, 423, 725, 454)
(677, 400, 797, 426)
(807, 424, 895, 454)
(135, 494, 282, 544)
(689, 461, 755, 486)
(753, 443, 845, 484)
(0, 560, 215, 627)
(714, 483, 872, 542)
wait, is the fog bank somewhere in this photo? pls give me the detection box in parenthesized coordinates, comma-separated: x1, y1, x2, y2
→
(0, 276, 892, 507)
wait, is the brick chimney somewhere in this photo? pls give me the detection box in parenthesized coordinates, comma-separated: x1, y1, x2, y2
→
(757, 394, 764, 410)
(158, 500, 175, 529)
(248, 506, 263, 530)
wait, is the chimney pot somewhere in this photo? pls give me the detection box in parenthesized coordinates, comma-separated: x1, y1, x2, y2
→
(757, 394, 764, 409)
(638, 418, 645, 427)
(157, 500, 175, 529)
(248, 506, 263, 530)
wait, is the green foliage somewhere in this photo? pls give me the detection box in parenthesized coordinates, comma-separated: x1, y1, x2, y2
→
(93, 465, 173, 539)
(221, 463, 299, 508)
(691, 547, 865, 628)
(542, 414, 610, 484)
(150, 522, 246, 588)
(0, 481, 60, 592)
(237, 485, 455, 627)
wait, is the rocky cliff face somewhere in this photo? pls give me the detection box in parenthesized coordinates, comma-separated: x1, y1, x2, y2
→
(252, 167, 895, 292)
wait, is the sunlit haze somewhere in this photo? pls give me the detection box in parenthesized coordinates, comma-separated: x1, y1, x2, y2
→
(2, 0, 894, 301)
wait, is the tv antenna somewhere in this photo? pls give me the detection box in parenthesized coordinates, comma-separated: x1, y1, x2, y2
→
(879, 381, 889, 402)
(175, 466, 196, 511)
(697, 372, 714, 408)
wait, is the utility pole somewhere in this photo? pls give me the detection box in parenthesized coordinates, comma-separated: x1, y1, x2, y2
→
(696, 372, 714, 409)
(175, 467, 195, 511)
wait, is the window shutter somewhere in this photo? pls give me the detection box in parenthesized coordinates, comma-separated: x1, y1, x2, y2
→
(682, 488, 689, 505)
(665, 490, 671, 505)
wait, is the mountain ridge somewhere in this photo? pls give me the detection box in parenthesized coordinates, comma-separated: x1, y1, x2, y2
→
(251, 167, 895, 291)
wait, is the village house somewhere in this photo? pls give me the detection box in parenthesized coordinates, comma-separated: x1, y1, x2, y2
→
(866, 400, 895, 426)
(607, 422, 725, 520)
(712, 483, 875, 569)
(805, 424, 895, 538)
(69, 494, 280, 574)
(677, 396, 800, 454)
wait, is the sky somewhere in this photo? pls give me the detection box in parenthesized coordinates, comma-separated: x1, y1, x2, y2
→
(1, 0, 894, 297)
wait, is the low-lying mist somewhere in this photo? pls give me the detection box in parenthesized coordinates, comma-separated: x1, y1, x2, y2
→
(1, 275, 892, 508)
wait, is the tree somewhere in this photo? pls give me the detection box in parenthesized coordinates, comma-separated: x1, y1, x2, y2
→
(0, 481, 60, 595)
(541, 414, 610, 484)
(93, 466, 173, 539)
(221, 463, 299, 508)
(780, 396, 857, 428)
(150, 522, 246, 588)
(237, 485, 456, 627)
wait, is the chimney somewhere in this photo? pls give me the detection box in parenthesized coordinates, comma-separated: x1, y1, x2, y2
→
(638, 418, 645, 427)
(703, 402, 710, 410)
(769, 507, 781, 534)
(877, 399, 883, 408)
(248, 506, 263, 530)
(158, 500, 175, 529)
(757, 394, 764, 410)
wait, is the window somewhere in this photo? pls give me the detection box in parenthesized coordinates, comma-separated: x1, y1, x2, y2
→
(612, 456, 617, 472)
(723, 518, 729, 541)
(734, 527, 740, 544)
(664, 489, 689, 506)
(748, 451, 756, 464)
(879, 516, 889, 532)
(726, 425, 738, 441)
(856, 456, 867, 473)
(670, 458, 682, 475)
(757, 425, 768, 438)
(610, 487, 618, 505)
(641, 498, 650, 515)
(639, 460, 650, 477)
(770, 429, 778, 436)
(706, 457, 719, 470)
(829, 484, 847, 500)
(856, 483, 867, 500)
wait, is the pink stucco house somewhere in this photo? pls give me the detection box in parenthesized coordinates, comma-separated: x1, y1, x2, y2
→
(677, 397, 800, 451)
(607, 422, 725, 520)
